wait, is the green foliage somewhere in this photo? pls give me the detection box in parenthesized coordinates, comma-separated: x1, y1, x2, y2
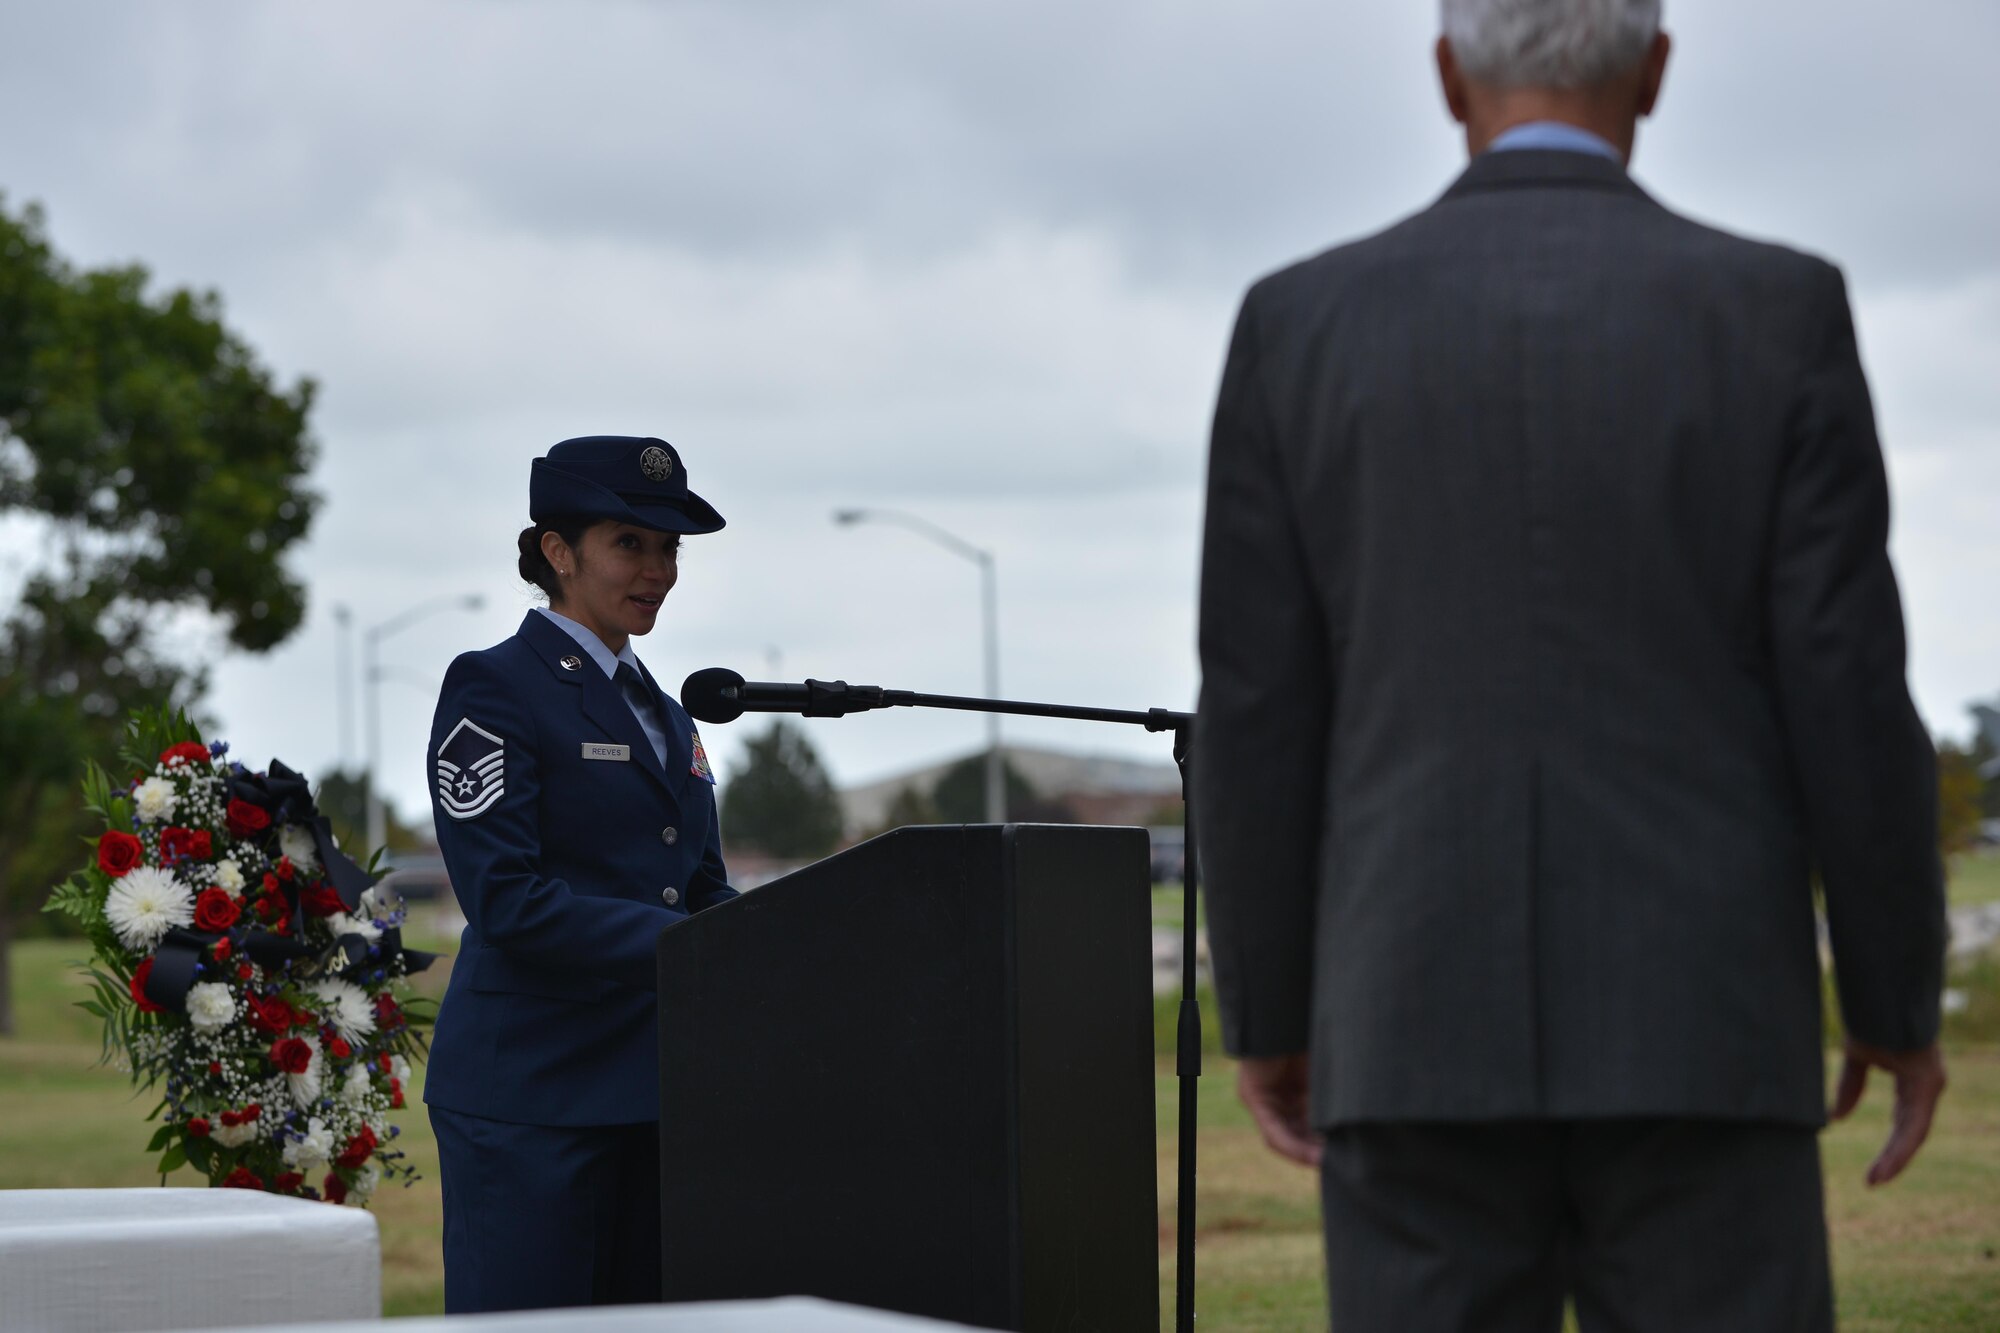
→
(719, 719, 844, 859)
(876, 783, 942, 833)
(1939, 741, 1986, 857)
(0, 197, 318, 1019)
(931, 752, 1070, 823)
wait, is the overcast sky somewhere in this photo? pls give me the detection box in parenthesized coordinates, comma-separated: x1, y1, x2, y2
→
(2, 0, 1995, 825)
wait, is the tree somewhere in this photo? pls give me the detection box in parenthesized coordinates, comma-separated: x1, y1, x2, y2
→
(313, 769, 428, 857)
(873, 783, 942, 836)
(931, 753, 1069, 824)
(0, 196, 318, 1034)
(1939, 743, 1985, 857)
(719, 720, 844, 859)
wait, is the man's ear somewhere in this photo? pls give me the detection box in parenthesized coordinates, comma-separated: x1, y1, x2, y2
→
(1637, 31, 1672, 118)
(1437, 36, 1471, 125)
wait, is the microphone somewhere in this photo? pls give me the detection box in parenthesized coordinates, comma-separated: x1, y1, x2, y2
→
(680, 668, 905, 724)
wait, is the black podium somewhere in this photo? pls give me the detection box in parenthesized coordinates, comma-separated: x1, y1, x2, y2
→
(656, 824, 1160, 1331)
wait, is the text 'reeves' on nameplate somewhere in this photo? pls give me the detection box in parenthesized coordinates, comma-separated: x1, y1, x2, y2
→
(582, 742, 631, 762)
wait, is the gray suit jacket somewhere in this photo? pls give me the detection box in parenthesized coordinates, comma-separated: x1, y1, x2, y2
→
(1193, 149, 1946, 1128)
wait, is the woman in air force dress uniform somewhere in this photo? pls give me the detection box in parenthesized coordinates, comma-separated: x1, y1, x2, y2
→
(424, 435, 737, 1312)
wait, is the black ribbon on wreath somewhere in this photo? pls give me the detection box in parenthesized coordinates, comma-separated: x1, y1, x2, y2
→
(140, 761, 435, 1014)
(227, 761, 373, 913)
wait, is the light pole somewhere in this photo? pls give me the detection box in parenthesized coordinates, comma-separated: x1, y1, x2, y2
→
(364, 594, 484, 853)
(835, 508, 1003, 824)
(332, 604, 354, 771)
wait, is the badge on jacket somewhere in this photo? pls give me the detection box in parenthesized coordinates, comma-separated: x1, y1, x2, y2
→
(690, 730, 715, 784)
(437, 718, 505, 820)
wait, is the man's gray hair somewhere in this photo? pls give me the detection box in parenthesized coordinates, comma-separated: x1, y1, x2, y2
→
(1442, 0, 1662, 89)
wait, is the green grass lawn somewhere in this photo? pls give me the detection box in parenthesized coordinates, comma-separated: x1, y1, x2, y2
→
(1952, 852, 2000, 908)
(5, 937, 1998, 1328)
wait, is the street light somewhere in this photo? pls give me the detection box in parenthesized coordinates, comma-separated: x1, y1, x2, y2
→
(364, 594, 484, 853)
(834, 507, 1003, 824)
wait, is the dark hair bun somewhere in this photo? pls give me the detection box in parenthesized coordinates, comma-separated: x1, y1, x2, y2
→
(518, 525, 559, 599)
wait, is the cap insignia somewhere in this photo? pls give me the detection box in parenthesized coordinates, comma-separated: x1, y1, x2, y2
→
(640, 446, 674, 482)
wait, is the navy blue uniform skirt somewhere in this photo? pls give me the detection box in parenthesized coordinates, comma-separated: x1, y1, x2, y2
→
(431, 1107, 661, 1312)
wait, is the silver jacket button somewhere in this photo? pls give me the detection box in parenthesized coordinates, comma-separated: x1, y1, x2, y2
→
(661, 886, 681, 906)
(661, 826, 679, 846)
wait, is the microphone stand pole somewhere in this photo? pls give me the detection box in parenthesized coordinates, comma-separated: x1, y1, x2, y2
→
(715, 678, 1203, 1333)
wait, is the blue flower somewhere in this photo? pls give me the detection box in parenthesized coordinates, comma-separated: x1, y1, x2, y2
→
(209, 740, 230, 758)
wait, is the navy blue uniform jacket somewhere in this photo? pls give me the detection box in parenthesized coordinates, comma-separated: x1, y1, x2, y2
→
(424, 611, 736, 1126)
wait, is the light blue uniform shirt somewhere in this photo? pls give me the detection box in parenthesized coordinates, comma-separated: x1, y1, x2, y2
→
(1488, 120, 1622, 162)
(533, 606, 670, 768)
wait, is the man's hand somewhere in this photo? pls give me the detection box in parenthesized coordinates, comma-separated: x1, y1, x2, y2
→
(1237, 1052, 1322, 1167)
(1829, 1038, 1947, 1186)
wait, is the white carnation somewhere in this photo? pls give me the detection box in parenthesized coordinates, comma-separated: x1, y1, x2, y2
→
(349, 1163, 380, 1202)
(328, 911, 381, 944)
(341, 1064, 373, 1105)
(212, 1120, 258, 1149)
(278, 824, 320, 875)
(214, 859, 245, 894)
(390, 1055, 411, 1083)
(282, 1117, 334, 1173)
(132, 777, 179, 824)
(185, 981, 237, 1032)
(285, 1036, 324, 1109)
(305, 979, 376, 1045)
(105, 867, 194, 953)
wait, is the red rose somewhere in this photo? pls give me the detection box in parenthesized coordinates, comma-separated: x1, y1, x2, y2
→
(129, 959, 163, 1013)
(236, 962, 254, 982)
(192, 887, 241, 933)
(276, 857, 296, 882)
(221, 1166, 263, 1191)
(244, 1103, 262, 1121)
(322, 1173, 348, 1205)
(374, 994, 404, 1030)
(212, 937, 232, 962)
(246, 993, 293, 1034)
(187, 1117, 211, 1137)
(225, 799, 271, 838)
(335, 1125, 377, 1169)
(268, 1037, 313, 1074)
(219, 1110, 241, 1128)
(97, 831, 144, 879)
(327, 1037, 353, 1060)
(159, 741, 211, 768)
(273, 1171, 304, 1193)
(377, 1053, 393, 1073)
(302, 883, 344, 917)
(291, 1008, 316, 1030)
(389, 1078, 405, 1109)
(159, 827, 207, 863)
(261, 873, 280, 894)
(208, 1061, 222, 1076)
(190, 830, 212, 858)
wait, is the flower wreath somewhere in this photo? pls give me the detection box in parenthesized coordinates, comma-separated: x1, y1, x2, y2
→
(46, 710, 437, 1205)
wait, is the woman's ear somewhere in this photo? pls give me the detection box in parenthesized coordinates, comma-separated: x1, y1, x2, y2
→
(540, 529, 573, 580)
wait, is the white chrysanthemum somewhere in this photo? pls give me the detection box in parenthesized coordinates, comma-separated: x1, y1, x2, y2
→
(389, 1055, 411, 1083)
(186, 981, 237, 1032)
(305, 979, 376, 1045)
(349, 1163, 380, 1203)
(132, 777, 179, 824)
(328, 911, 381, 944)
(282, 1116, 334, 1173)
(340, 1064, 373, 1105)
(285, 1037, 324, 1110)
(212, 1120, 258, 1149)
(278, 824, 320, 875)
(213, 858, 245, 894)
(105, 867, 194, 953)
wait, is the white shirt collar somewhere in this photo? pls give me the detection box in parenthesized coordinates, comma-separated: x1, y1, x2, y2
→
(534, 606, 642, 681)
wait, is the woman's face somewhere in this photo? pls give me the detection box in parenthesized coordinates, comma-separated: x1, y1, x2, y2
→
(544, 521, 680, 648)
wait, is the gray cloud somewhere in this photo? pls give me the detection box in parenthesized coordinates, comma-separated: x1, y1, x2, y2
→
(4, 0, 1996, 819)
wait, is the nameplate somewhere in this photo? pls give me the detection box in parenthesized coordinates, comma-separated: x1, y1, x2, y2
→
(581, 743, 631, 762)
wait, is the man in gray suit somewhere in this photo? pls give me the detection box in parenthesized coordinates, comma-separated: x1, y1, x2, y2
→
(1193, 1, 1948, 1327)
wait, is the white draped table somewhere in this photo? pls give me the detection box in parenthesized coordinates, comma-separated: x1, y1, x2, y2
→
(194, 1298, 980, 1332)
(0, 1188, 380, 1332)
